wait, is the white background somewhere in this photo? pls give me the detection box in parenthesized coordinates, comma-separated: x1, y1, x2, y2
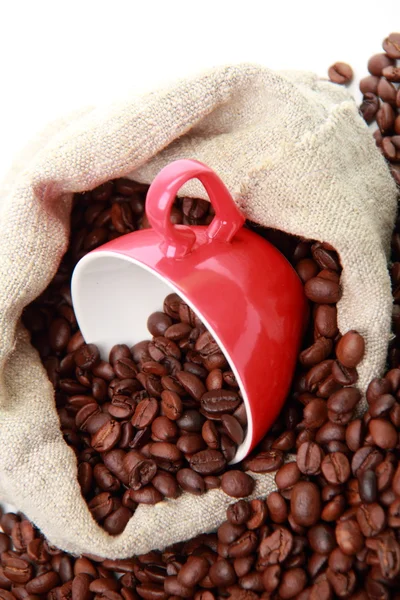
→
(0, 0, 398, 182)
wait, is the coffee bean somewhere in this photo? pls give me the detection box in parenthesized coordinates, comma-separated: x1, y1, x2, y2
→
(103, 507, 132, 535)
(314, 304, 338, 338)
(328, 387, 361, 415)
(176, 410, 205, 432)
(176, 433, 205, 454)
(304, 277, 341, 304)
(11, 520, 34, 552)
(72, 573, 93, 600)
(328, 62, 353, 84)
(321, 452, 351, 484)
(160, 391, 182, 421)
(246, 499, 268, 530)
(200, 390, 240, 416)
(300, 337, 333, 367)
(88, 492, 114, 521)
(220, 471, 254, 498)
(147, 312, 173, 337)
(335, 331, 365, 369)
(278, 567, 307, 599)
(368, 53, 395, 76)
(245, 450, 283, 473)
(302, 399, 328, 429)
(335, 520, 364, 555)
(382, 32, 400, 59)
(176, 469, 205, 495)
(227, 500, 252, 526)
(275, 462, 301, 490)
(189, 449, 226, 475)
(258, 527, 293, 566)
(351, 446, 384, 477)
(360, 93, 380, 123)
(148, 471, 178, 499)
(221, 415, 244, 445)
(201, 420, 219, 449)
(377, 77, 397, 105)
(74, 344, 100, 370)
(382, 65, 400, 83)
(356, 503, 386, 537)
(360, 75, 380, 94)
(2, 554, 33, 584)
(132, 399, 159, 429)
(291, 482, 321, 527)
(177, 556, 209, 588)
(377, 102, 396, 134)
(369, 418, 398, 449)
(91, 420, 121, 452)
(49, 318, 71, 353)
(26, 572, 60, 594)
(266, 491, 288, 524)
(297, 442, 324, 475)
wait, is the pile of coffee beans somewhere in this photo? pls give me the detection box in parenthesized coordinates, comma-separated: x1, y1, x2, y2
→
(329, 32, 400, 186)
(0, 29, 397, 600)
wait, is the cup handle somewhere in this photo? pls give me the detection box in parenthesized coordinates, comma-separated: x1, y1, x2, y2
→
(145, 159, 245, 258)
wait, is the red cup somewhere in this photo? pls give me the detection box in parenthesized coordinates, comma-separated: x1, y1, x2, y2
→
(71, 159, 307, 462)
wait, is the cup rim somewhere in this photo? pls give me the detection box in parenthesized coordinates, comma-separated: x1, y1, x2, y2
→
(72, 249, 254, 464)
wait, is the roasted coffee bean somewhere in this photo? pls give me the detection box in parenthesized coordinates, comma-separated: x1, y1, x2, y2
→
(275, 462, 301, 491)
(356, 503, 386, 537)
(201, 420, 219, 449)
(177, 556, 209, 588)
(369, 418, 398, 449)
(360, 93, 380, 123)
(26, 572, 60, 594)
(176, 469, 205, 495)
(160, 391, 182, 421)
(11, 521, 34, 552)
(227, 500, 252, 526)
(74, 343, 100, 370)
(336, 331, 365, 368)
(351, 446, 384, 477)
(245, 450, 283, 473)
(304, 277, 341, 303)
(267, 491, 288, 524)
(377, 102, 396, 134)
(102, 507, 132, 535)
(335, 520, 364, 555)
(176, 433, 205, 454)
(291, 482, 321, 527)
(328, 62, 353, 84)
(258, 527, 293, 566)
(189, 449, 226, 475)
(220, 415, 244, 445)
(297, 442, 324, 475)
(368, 53, 395, 76)
(91, 420, 121, 452)
(360, 74, 380, 94)
(220, 471, 254, 498)
(2, 555, 33, 584)
(321, 452, 351, 484)
(200, 390, 240, 416)
(383, 32, 400, 59)
(129, 459, 157, 490)
(176, 410, 205, 432)
(132, 399, 159, 429)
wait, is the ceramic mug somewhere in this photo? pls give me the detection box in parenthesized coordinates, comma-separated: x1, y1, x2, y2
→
(71, 159, 307, 462)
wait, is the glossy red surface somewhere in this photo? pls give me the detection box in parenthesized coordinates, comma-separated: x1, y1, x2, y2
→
(91, 160, 307, 458)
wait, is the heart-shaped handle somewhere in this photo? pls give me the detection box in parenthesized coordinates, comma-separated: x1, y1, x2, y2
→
(145, 159, 245, 258)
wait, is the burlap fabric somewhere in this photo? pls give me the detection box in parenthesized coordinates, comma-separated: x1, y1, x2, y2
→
(0, 64, 397, 558)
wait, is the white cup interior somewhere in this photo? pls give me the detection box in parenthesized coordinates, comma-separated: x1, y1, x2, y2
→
(71, 250, 253, 463)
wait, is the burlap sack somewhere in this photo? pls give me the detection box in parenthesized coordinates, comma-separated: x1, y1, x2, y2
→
(0, 64, 397, 559)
